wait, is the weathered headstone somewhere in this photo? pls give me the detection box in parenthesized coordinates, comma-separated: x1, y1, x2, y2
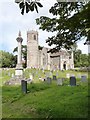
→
(77, 74, 81, 78)
(56, 72, 59, 77)
(62, 78, 65, 81)
(70, 76, 76, 86)
(53, 75, 57, 80)
(8, 72, 10, 76)
(21, 80, 27, 94)
(12, 73, 14, 78)
(49, 72, 52, 78)
(57, 78, 63, 86)
(29, 73, 33, 82)
(81, 75, 87, 82)
(47, 77, 52, 84)
(66, 73, 70, 78)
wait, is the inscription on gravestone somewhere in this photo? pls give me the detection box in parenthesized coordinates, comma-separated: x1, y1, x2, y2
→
(70, 76, 76, 86)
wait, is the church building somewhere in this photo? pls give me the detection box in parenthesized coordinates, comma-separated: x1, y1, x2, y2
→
(27, 30, 74, 70)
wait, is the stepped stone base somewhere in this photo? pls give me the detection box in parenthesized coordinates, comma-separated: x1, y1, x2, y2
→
(15, 63, 23, 76)
(4, 76, 32, 85)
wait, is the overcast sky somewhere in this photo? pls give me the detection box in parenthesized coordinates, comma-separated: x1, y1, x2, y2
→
(0, 0, 88, 54)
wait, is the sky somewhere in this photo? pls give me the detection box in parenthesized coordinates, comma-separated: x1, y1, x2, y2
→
(0, 0, 88, 54)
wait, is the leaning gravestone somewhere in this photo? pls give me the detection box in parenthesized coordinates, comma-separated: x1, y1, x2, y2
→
(53, 75, 57, 80)
(81, 75, 87, 82)
(57, 78, 63, 86)
(70, 76, 76, 86)
(47, 77, 52, 84)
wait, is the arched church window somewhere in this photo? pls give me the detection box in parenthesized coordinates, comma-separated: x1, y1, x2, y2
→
(34, 35, 36, 40)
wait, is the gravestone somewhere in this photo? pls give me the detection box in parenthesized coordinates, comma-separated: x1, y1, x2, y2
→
(53, 75, 57, 80)
(70, 76, 76, 86)
(57, 78, 63, 86)
(36, 71, 38, 75)
(8, 72, 10, 76)
(66, 73, 70, 78)
(62, 78, 65, 81)
(47, 77, 52, 84)
(49, 72, 52, 78)
(81, 75, 87, 82)
(29, 73, 33, 82)
(32, 72, 34, 78)
(56, 72, 59, 77)
(21, 80, 27, 94)
(77, 74, 81, 78)
(12, 73, 14, 78)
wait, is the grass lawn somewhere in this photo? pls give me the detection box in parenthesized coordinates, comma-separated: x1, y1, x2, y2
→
(1, 68, 89, 118)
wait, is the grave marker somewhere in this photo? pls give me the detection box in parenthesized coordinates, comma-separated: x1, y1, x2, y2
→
(77, 74, 81, 78)
(47, 77, 52, 84)
(57, 78, 63, 86)
(29, 73, 33, 82)
(66, 73, 70, 78)
(70, 76, 76, 86)
(53, 75, 57, 80)
(81, 75, 87, 82)
(12, 73, 14, 78)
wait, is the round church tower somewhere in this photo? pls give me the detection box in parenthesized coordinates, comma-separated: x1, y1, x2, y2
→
(27, 30, 39, 68)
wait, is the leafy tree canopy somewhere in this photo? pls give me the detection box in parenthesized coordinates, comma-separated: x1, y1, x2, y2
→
(0, 50, 17, 68)
(36, 2, 90, 53)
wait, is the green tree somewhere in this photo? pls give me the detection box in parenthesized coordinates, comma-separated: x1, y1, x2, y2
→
(0, 50, 17, 68)
(36, 2, 90, 53)
(80, 54, 88, 67)
(74, 49, 82, 67)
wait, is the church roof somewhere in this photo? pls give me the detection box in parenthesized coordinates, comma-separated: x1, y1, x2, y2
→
(50, 50, 70, 57)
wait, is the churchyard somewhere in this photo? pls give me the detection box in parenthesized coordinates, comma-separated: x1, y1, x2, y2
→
(0, 68, 89, 118)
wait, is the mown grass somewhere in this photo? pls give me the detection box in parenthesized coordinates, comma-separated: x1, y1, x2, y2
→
(1, 68, 89, 118)
(2, 81, 88, 118)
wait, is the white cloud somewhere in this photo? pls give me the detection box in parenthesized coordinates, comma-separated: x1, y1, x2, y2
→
(77, 38, 88, 54)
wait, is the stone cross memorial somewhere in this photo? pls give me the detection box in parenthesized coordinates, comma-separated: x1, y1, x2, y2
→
(15, 31, 23, 77)
(70, 76, 76, 86)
